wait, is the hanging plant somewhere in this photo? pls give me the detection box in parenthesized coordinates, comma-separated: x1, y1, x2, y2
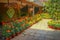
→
(6, 7, 15, 18)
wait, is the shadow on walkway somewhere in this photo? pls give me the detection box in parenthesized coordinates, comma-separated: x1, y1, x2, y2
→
(11, 28, 60, 40)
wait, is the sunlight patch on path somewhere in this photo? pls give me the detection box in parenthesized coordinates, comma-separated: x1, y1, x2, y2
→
(11, 19, 60, 40)
(30, 19, 54, 31)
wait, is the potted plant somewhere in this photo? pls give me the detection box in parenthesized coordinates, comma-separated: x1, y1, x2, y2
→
(2, 24, 11, 40)
(43, 0, 60, 30)
(12, 20, 22, 35)
(48, 20, 60, 30)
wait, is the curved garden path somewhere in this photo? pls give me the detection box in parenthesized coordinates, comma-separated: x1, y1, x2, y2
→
(11, 19, 60, 40)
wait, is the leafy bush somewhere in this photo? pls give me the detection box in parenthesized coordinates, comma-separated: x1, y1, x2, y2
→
(48, 20, 60, 28)
(44, 0, 60, 28)
(41, 13, 51, 19)
(43, 0, 60, 20)
(2, 24, 12, 38)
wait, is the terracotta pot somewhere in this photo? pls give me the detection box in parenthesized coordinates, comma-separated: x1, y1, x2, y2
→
(18, 19, 22, 22)
(6, 38, 10, 40)
(15, 33, 18, 36)
(16, 32, 20, 35)
(48, 25, 54, 29)
(11, 34, 15, 38)
(56, 28, 60, 30)
(2, 22, 5, 25)
(48, 25, 60, 30)
(9, 36, 12, 39)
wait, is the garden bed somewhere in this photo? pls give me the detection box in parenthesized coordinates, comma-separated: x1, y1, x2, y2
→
(2, 14, 42, 40)
(48, 20, 60, 30)
(48, 25, 60, 30)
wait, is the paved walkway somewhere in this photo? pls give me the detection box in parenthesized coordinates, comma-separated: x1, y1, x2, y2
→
(11, 19, 60, 40)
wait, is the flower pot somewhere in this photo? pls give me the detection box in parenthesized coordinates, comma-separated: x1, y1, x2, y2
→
(6, 37, 10, 40)
(17, 32, 20, 35)
(48, 25, 54, 29)
(56, 28, 60, 30)
(11, 34, 16, 38)
(2, 22, 5, 25)
(15, 33, 18, 36)
(18, 19, 22, 22)
(48, 25, 60, 30)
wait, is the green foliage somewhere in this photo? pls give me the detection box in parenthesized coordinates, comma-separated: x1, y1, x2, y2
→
(2, 24, 12, 38)
(41, 13, 51, 19)
(43, 0, 60, 20)
(2, 13, 42, 38)
(7, 7, 15, 18)
(48, 20, 60, 28)
(12, 20, 22, 32)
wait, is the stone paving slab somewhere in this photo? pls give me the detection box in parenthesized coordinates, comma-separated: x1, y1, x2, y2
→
(11, 19, 60, 40)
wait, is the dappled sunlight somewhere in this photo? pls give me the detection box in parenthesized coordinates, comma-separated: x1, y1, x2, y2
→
(11, 19, 60, 40)
(30, 19, 54, 31)
(12, 27, 60, 40)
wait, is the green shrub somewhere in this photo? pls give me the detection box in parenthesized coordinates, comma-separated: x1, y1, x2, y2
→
(2, 24, 12, 38)
(43, 0, 60, 20)
(48, 20, 60, 28)
(41, 13, 51, 19)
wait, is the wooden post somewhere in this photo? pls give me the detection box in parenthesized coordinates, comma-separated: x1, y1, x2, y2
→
(0, 3, 6, 40)
(32, 5, 34, 16)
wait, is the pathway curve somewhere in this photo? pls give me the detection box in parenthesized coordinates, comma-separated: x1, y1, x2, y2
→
(11, 19, 60, 40)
